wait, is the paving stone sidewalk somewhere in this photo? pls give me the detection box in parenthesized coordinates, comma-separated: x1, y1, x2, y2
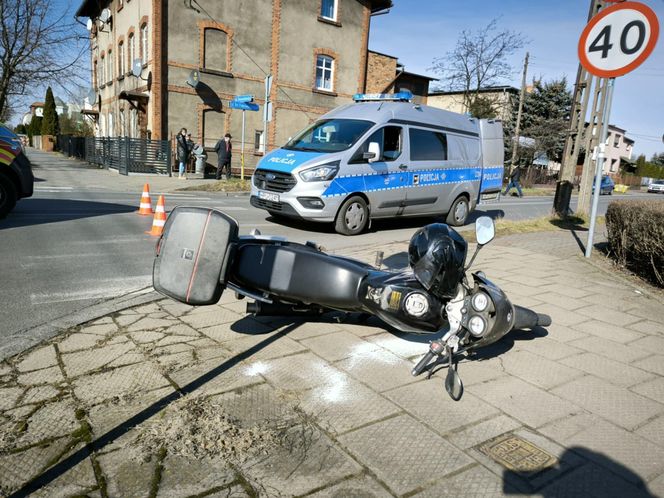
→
(1, 230, 663, 497)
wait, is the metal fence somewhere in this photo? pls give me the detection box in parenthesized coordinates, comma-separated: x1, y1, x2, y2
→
(56, 135, 171, 176)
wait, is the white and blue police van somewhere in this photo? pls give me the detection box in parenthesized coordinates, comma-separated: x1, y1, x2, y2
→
(250, 91, 504, 235)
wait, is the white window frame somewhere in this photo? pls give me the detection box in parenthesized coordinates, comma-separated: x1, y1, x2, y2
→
(315, 55, 334, 91)
(128, 33, 135, 71)
(140, 24, 148, 65)
(108, 113, 114, 137)
(107, 49, 113, 82)
(254, 130, 265, 153)
(320, 0, 337, 21)
(100, 55, 105, 85)
(118, 42, 124, 77)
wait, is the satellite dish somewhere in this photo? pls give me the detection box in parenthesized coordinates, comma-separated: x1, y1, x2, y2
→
(186, 69, 200, 89)
(132, 58, 143, 78)
(86, 19, 93, 31)
(99, 8, 111, 24)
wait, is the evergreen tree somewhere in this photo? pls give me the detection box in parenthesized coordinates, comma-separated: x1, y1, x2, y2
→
(41, 87, 60, 136)
(468, 96, 497, 119)
(14, 124, 27, 134)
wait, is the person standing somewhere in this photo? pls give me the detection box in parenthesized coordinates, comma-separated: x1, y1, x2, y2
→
(176, 128, 190, 179)
(503, 166, 523, 198)
(214, 133, 232, 180)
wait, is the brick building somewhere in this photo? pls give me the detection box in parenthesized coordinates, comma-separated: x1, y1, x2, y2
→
(364, 50, 436, 103)
(76, 0, 392, 171)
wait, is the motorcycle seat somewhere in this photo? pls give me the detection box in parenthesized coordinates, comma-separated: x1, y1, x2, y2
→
(231, 243, 368, 308)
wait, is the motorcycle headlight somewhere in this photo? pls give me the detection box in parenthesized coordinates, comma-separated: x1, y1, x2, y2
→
(298, 161, 340, 182)
(468, 315, 487, 337)
(471, 292, 490, 312)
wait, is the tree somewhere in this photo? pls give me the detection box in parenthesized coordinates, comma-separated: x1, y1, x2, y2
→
(0, 0, 87, 121)
(505, 78, 572, 165)
(468, 96, 497, 119)
(14, 124, 27, 134)
(59, 113, 93, 137)
(41, 86, 59, 136)
(651, 153, 664, 167)
(430, 19, 525, 112)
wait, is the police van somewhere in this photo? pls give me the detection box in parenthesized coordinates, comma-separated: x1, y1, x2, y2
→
(250, 91, 503, 235)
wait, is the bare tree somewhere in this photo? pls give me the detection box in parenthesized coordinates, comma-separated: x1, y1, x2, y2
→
(0, 0, 88, 121)
(430, 19, 525, 111)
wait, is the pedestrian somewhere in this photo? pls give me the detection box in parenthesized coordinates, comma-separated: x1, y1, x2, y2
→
(176, 128, 190, 179)
(186, 133, 195, 173)
(503, 166, 523, 197)
(214, 133, 232, 180)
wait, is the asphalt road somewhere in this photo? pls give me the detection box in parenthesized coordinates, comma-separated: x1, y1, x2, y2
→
(0, 152, 658, 341)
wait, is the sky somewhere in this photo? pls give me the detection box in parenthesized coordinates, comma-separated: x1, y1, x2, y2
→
(369, 0, 664, 159)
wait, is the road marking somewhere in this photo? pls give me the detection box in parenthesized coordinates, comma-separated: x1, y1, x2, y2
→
(30, 276, 152, 304)
(212, 206, 247, 211)
(34, 186, 74, 190)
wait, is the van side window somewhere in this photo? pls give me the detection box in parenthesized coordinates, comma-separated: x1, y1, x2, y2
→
(410, 128, 447, 161)
(351, 126, 402, 163)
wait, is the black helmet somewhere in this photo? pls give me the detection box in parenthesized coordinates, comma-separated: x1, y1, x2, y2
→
(408, 223, 467, 297)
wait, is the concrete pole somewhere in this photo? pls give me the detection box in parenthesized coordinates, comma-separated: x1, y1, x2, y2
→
(510, 52, 529, 170)
(241, 109, 245, 180)
(586, 78, 615, 258)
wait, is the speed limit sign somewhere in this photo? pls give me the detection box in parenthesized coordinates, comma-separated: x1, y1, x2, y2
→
(578, 1, 659, 77)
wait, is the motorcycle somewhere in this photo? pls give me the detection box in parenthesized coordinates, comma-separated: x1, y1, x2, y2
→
(153, 207, 551, 400)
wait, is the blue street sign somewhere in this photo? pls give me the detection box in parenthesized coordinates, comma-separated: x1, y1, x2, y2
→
(229, 100, 259, 111)
(234, 94, 254, 103)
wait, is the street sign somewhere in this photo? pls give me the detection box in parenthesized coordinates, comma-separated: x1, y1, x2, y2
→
(234, 95, 254, 103)
(228, 101, 259, 111)
(578, 1, 659, 78)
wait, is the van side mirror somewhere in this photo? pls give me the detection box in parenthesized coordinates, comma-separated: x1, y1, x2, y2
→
(367, 142, 381, 163)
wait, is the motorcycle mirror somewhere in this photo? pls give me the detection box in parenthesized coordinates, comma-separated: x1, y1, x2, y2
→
(475, 216, 495, 246)
(445, 365, 464, 401)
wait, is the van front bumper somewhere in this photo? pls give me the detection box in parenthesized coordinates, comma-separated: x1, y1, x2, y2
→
(250, 187, 341, 223)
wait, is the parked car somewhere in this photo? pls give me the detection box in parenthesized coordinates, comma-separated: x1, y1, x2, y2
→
(0, 124, 34, 218)
(592, 175, 615, 195)
(647, 179, 664, 194)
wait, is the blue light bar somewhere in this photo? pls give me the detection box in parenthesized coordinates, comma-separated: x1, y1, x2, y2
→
(352, 90, 413, 102)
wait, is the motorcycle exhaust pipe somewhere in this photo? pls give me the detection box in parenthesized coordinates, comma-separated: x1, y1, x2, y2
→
(246, 302, 326, 317)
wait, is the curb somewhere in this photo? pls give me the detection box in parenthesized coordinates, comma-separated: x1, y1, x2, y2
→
(0, 287, 162, 363)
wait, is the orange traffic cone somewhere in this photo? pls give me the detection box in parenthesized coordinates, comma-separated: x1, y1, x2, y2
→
(146, 195, 167, 236)
(137, 184, 153, 215)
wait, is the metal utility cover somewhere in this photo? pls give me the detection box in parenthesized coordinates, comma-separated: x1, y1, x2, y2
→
(478, 433, 557, 476)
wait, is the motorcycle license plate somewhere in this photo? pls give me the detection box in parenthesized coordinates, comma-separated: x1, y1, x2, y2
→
(258, 191, 279, 203)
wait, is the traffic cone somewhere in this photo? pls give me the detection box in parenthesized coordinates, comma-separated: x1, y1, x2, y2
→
(137, 184, 153, 215)
(146, 195, 167, 236)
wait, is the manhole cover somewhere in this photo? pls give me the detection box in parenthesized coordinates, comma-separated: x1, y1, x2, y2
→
(478, 433, 557, 476)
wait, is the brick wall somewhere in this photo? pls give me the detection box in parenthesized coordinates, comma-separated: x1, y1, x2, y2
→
(365, 51, 397, 93)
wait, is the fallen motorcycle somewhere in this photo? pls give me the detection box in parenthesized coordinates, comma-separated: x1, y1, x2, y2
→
(152, 207, 551, 400)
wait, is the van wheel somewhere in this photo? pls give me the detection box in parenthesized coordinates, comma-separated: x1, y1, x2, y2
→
(0, 174, 18, 219)
(446, 196, 469, 226)
(335, 196, 368, 235)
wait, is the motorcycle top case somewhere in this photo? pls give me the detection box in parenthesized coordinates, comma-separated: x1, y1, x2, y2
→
(153, 206, 239, 305)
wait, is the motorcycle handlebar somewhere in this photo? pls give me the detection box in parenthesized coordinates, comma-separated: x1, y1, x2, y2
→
(411, 350, 435, 377)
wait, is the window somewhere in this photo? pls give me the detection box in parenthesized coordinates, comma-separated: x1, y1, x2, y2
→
(285, 119, 373, 153)
(100, 55, 105, 85)
(108, 113, 114, 137)
(94, 60, 98, 89)
(409, 128, 447, 161)
(315, 55, 334, 91)
(613, 134, 621, 147)
(119, 109, 126, 136)
(128, 33, 135, 71)
(118, 42, 124, 77)
(203, 28, 229, 71)
(254, 130, 265, 153)
(352, 126, 402, 163)
(140, 24, 148, 65)
(320, 0, 337, 20)
(107, 49, 113, 82)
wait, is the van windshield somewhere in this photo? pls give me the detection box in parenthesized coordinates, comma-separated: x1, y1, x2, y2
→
(284, 119, 374, 153)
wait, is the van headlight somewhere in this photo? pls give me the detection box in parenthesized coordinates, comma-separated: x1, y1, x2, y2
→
(298, 161, 340, 182)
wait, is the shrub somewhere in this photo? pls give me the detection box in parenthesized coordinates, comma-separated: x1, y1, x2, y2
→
(605, 200, 664, 287)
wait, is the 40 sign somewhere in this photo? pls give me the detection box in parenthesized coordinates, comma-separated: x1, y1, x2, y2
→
(578, 1, 659, 78)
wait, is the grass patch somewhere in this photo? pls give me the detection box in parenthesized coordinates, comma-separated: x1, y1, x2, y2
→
(176, 178, 251, 193)
(465, 214, 604, 243)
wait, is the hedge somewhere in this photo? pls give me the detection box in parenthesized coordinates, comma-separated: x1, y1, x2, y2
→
(605, 200, 664, 287)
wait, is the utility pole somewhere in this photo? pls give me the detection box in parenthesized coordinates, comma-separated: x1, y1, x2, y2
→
(510, 52, 529, 171)
(554, 0, 606, 216)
